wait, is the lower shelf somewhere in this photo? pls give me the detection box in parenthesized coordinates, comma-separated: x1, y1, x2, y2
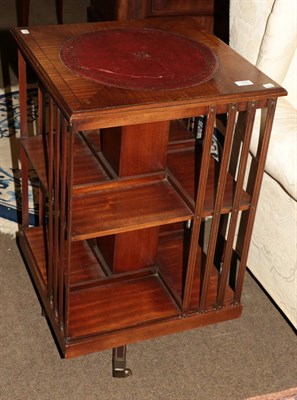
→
(23, 227, 106, 287)
(68, 275, 180, 340)
(158, 229, 235, 310)
(19, 225, 242, 358)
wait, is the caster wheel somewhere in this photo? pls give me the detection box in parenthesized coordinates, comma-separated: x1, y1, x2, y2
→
(113, 368, 132, 378)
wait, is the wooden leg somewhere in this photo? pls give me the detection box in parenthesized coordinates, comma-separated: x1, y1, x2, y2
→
(112, 346, 132, 378)
(17, 0, 63, 26)
(56, 0, 63, 24)
(17, 0, 30, 26)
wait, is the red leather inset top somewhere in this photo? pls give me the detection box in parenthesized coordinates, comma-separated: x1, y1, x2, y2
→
(60, 28, 219, 90)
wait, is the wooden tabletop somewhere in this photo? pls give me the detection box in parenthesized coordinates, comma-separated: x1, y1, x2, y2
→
(11, 17, 286, 129)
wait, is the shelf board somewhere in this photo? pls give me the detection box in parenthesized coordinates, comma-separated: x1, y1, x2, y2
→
(23, 226, 106, 286)
(158, 229, 234, 310)
(167, 147, 251, 216)
(68, 275, 181, 340)
(21, 133, 109, 190)
(71, 178, 193, 241)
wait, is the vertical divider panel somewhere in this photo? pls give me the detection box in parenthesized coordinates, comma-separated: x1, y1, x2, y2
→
(234, 98, 277, 303)
(182, 106, 216, 314)
(217, 101, 257, 307)
(200, 104, 238, 311)
(18, 50, 29, 228)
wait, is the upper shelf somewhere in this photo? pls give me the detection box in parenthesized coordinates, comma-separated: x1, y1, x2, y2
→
(167, 146, 251, 215)
(21, 133, 110, 190)
(71, 177, 193, 241)
(21, 119, 250, 238)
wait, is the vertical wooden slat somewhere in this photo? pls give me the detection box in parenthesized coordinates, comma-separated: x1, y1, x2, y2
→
(217, 101, 257, 307)
(37, 85, 44, 225)
(47, 98, 54, 301)
(234, 98, 277, 303)
(64, 124, 75, 336)
(38, 186, 44, 226)
(18, 51, 28, 138)
(53, 107, 61, 314)
(18, 50, 29, 228)
(200, 104, 237, 310)
(59, 116, 67, 329)
(182, 106, 216, 314)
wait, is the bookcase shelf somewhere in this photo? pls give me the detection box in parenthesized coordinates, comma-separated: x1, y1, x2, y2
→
(21, 133, 110, 190)
(68, 275, 181, 340)
(23, 227, 106, 286)
(22, 224, 235, 342)
(157, 229, 235, 310)
(71, 177, 193, 240)
(167, 147, 251, 215)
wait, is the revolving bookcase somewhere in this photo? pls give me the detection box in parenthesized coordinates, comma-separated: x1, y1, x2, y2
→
(11, 17, 286, 377)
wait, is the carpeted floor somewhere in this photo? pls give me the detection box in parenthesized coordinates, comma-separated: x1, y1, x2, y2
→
(246, 387, 297, 400)
(1, 231, 297, 400)
(1, 1, 297, 399)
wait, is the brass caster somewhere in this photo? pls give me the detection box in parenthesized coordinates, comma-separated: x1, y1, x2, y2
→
(112, 368, 132, 378)
(112, 346, 132, 378)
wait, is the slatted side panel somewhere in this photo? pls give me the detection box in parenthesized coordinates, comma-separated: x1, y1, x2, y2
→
(185, 99, 277, 312)
(38, 94, 71, 331)
(51, 107, 72, 330)
(181, 100, 277, 313)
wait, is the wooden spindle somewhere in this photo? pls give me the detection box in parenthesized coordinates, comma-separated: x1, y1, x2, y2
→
(18, 50, 29, 228)
(63, 125, 75, 336)
(182, 106, 216, 314)
(53, 107, 61, 314)
(47, 98, 55, 301)
(58, 116, 67, 329)
(37, 85, 45, 225)
(234, 99, 277, 303)
(200, 104, 237, 310)
(217, 101, 257, 307)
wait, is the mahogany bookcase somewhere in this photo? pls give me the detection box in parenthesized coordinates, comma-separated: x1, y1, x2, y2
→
(11, 17, 286, 377)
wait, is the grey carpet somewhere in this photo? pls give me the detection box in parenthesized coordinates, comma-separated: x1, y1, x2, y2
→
(1, 233, 296, 400)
